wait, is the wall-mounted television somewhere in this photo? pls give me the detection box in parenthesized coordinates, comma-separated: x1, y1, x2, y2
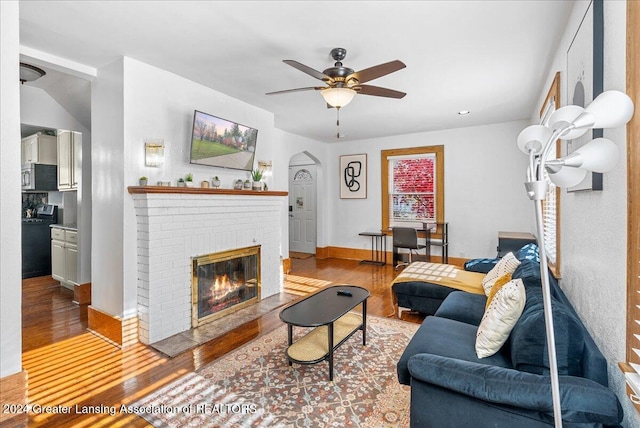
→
(189, 110, 258, 172)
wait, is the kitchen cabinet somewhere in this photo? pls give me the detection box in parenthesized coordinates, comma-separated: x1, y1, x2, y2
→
(51, 226, 78, 290)
(57, 130, 81, 191)
(21, 133, 57, 165)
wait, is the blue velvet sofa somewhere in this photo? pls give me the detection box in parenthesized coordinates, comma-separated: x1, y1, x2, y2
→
(396, 259, 623, 427)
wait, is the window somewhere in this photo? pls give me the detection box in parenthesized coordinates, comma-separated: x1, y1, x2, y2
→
(540, 72, 561, 277)
(381, 146, 444, 232)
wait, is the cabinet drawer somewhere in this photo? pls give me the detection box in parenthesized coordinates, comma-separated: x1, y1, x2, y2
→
(51, 228, 65, 241)
(65, 230, 78, 244)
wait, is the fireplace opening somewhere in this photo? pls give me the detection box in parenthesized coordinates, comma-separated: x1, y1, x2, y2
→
(192, 245, 261, 327)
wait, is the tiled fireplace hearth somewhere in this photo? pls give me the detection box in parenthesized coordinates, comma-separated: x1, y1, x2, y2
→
(129, 187, 287, 344)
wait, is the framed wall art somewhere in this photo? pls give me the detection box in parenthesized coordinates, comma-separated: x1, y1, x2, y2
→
(566, 0, 604, 191)
(340, 154, 367, 199)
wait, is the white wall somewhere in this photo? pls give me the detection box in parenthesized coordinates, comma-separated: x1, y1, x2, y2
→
(91, 58, 126, 317)
(0, 0, 22, 378)
(328, 121, 533, 258)
(534, 1, 637, 426)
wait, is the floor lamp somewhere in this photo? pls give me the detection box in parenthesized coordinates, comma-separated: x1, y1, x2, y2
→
(516, 89, 634, 428)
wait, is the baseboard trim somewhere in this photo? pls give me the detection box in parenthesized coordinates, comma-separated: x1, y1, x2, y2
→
(0, 370, 28, 425)
(73, 282, 91, 305)
(282, 258, 291, 274)
(315, 247, 329, 259)
(88, 306, 138, 348)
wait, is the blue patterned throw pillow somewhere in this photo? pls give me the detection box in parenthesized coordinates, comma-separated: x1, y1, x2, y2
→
(464, 258, 499, 273)
(516, 243, 540, 262)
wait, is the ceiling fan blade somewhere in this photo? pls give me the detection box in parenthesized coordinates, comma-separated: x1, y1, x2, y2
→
(356, 84, 406, 99)
(265, 86, 324, 95)
(283, 60, 332, 82)
(349, 60, 406, 84)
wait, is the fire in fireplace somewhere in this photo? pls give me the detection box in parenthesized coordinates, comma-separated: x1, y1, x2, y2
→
(192, 245, 261, 327)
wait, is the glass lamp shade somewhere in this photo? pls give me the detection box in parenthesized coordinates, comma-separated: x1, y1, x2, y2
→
(548, 105, 590, 140)
(517, 125, 551, 154)
(321, 87, 356, 108)
(145, 142, 165, 167)
(19, 63, 46, 83)
(584, 90, 635, 128)
(562, 137, 619, 172)
(546, 165, 587, 187)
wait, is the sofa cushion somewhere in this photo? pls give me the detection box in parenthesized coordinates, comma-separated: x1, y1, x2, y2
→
(509, 287, 585, 376)
(481, 252, 521, 296)
(512, 258, 562, 301)
(476, 278, 526, 358)
(434, 291, 486, 326)
(408, 354, 624, 426)
(397, 316, 511, 385)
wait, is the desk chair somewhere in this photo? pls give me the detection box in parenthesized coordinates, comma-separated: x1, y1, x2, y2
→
(392, 227, 426, 270)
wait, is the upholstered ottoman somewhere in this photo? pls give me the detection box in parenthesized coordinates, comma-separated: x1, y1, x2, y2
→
(392, 262, 485, 316)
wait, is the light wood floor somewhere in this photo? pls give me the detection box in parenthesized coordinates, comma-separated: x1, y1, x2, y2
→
(11, 257, 425, 427)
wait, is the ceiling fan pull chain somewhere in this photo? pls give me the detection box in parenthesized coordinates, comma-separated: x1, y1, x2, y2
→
(336, 107, 341, 138)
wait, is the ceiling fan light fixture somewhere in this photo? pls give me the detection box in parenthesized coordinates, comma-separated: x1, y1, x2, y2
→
(19, 62, 46, 84)
(321, 87, 356, 108)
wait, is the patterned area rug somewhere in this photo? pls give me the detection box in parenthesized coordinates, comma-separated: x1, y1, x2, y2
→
(134, 316, 418, 427)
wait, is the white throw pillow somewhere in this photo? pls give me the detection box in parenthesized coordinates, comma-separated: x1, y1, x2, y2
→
(482, 252, 521, 296)
(476, 278, 526, 358)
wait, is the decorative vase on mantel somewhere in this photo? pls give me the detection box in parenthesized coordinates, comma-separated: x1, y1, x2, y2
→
(212, 177, 221, 188)
(252, 181, 262, 191)
(243, 180, 251, 190)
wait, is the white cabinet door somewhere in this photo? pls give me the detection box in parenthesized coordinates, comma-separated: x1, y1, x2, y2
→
(71, 132, 81, 188)
(21, 135, 37, 164)
(65, 245, 78, 286)
(51, 240, 66, 282)
(57, 130, 72, 190)
(57, 130, 80, 190)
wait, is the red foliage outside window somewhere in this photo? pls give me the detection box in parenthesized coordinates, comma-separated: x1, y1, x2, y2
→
(391, 158, 436, 222)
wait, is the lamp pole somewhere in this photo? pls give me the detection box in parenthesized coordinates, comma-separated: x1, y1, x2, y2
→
(524, 127, 568, 428)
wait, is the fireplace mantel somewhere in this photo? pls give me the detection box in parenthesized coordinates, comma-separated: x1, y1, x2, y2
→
(128, 186, 288, 197)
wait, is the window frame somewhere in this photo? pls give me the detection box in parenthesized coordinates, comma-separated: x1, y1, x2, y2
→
(381, 145, 444, 235)
(623, 0, 640, 414)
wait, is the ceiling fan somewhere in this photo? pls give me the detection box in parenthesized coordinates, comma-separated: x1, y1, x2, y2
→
(266, 48, 406, 109)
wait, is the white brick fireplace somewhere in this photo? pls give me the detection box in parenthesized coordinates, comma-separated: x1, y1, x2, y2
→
(130, 188, 287, 344)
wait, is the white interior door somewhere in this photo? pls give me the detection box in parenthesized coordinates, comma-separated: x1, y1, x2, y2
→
(289, 165, 317, 254)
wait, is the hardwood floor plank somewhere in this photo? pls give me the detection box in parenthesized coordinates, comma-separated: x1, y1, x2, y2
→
(18, 258, 425, 426)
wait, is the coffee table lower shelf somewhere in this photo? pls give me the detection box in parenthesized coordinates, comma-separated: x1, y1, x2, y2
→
(286, 312, 364, 380)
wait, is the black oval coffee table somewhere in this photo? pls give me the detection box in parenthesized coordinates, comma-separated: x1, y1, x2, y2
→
(279, 285, 370, 381)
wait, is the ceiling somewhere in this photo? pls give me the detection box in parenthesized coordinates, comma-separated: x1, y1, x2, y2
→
(18, 1, 575, 143)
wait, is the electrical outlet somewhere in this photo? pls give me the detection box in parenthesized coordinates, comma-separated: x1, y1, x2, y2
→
(459, 251, 465, 258)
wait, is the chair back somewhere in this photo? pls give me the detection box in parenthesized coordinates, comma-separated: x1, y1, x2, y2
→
(392, 227, 418, 249)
